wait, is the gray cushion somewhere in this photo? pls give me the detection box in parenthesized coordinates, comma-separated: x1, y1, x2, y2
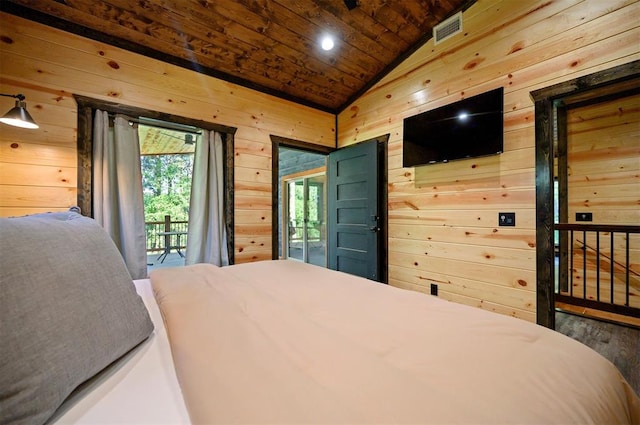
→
(0, 211, 154, 425)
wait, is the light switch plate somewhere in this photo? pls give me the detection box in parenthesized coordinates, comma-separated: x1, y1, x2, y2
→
(499, 212, 516, 226)
(576, 212, 593, 222)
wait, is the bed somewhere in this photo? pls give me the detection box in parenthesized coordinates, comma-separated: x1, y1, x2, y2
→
(1, 211, 639, 425)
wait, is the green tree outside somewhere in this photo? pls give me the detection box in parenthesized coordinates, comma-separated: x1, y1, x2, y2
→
(141, 153, 193, 222)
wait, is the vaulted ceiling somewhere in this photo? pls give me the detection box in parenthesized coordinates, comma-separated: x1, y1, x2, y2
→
(2, 0, 473, 113)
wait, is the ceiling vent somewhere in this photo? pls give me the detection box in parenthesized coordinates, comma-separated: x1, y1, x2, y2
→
(433, 12, 462, 45)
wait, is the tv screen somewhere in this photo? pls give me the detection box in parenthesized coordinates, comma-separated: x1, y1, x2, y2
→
(403, 87, 504, 167)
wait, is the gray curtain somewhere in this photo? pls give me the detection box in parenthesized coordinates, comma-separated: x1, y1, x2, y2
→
(93, 110, 148, 279)
(186, 130, 229, 266)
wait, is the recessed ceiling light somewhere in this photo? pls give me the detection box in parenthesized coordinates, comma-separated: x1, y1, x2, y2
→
(321, 35, 334, 51)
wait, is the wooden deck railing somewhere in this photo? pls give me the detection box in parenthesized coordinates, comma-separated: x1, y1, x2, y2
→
(555, 223, 640, 318)
(145, 215, 188, 253)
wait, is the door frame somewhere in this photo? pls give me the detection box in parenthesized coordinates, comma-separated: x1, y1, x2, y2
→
(74, 95, 237, 264)
(271, 136, 334, 260)
(530, 60, 640, 329)
(271, 134, 388, 283)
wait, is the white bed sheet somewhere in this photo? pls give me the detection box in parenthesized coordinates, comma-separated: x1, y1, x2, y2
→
(49, 279, 190, 424)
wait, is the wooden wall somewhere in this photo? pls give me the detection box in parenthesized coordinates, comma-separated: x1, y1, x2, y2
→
(567, 94, 640, 226)
(565, 93, 640, 307)
(0, 12, 335, 264)
(1, 1, 638, 322)
(337, 0, 640, 321)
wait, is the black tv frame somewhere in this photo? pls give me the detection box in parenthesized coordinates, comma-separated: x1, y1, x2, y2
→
(402, 87, 504, 167)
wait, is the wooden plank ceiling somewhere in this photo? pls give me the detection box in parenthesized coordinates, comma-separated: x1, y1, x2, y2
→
(2, 0, 473, 113)
(138, 124, 196, 156)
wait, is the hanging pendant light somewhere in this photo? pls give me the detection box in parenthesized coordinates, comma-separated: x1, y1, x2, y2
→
(0, 93, 39, 129)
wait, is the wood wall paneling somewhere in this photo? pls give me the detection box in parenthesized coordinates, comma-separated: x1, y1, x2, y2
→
(564, 92, 640, 308)
(1, 0, 638, 321)
(0, 11, 334, 265)
(338, 0, 639, 321)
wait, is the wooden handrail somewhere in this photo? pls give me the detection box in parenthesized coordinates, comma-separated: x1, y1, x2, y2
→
(555, 223, 640, 233)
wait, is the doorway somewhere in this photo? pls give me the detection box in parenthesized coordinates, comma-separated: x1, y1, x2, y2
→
(531, 60, 640, 328)
(283, 169, 327, 267)
(277, 144, 327, 266)
(138, 119, 199, 271)
(271, 135, 388, 282)
(74, 95, 237, 266)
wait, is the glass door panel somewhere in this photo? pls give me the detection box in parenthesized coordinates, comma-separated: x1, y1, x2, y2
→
(287, 180, 305, 261)
(307, 175, 326, 267)
(284, 174, 326, 266)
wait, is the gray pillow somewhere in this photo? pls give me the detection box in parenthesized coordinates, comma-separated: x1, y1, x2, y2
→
(0, 211, 154, 425)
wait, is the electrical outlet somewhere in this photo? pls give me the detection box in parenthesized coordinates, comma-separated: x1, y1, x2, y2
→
(499, 212, 516, 226)
(430, 283, 438, 296)
(576, 212, 593, 222)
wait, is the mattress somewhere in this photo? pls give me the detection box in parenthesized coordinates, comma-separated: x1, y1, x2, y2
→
(151, 260, 640, 424)
(43, 260, 640, 424)
(49, 279, 189, 424)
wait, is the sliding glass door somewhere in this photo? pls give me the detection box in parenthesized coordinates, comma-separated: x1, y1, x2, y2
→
(284, 173, 326, 267)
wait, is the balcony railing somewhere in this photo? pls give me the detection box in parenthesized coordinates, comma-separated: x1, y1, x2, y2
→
(555, 223, 640, 318)
(145, 215, 188, 253)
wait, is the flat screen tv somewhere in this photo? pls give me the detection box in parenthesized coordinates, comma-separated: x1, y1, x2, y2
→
(403, 87, 504, 167)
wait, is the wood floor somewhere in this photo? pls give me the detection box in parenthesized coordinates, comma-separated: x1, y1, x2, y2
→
(555, 311, 640, 396)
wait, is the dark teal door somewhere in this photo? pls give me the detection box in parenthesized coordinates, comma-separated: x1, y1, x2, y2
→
(327, 139, 381, 281)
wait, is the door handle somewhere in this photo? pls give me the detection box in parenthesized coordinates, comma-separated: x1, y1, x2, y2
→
(370, 214, 379, 232)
